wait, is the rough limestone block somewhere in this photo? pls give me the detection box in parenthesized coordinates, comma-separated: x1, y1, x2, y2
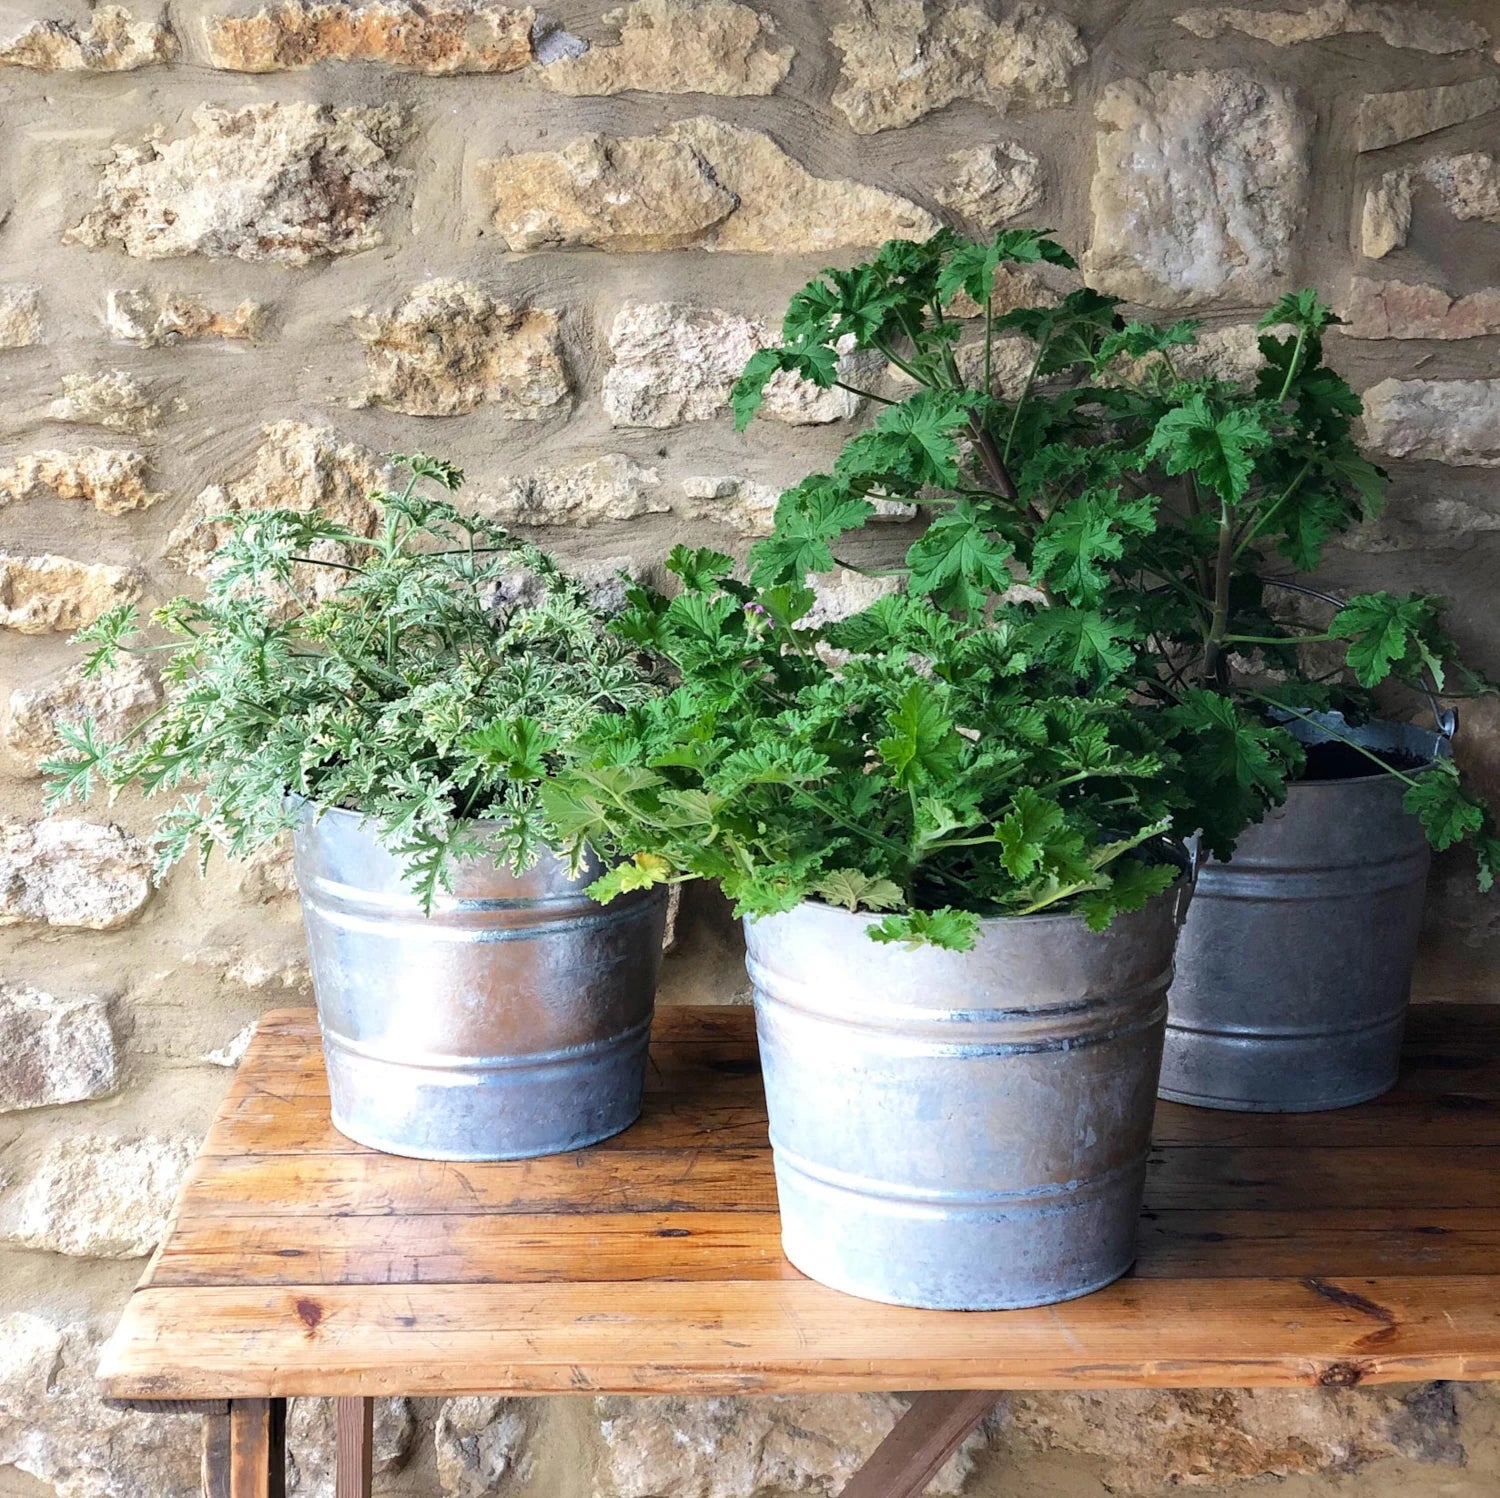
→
(106, 289, 265, 345)
(487, 122, 934, 253)
(537, 0, 791, 96)
(999, 1384, 1462, 1490)
(168, 423, 388, 600)
(0, 1313, 201, 1495)
(351, 280, 570, 417)
(0, 820, 154, 929)
(207, 0, 533, 72)
(0, 449, 165, 515)
(2, 1135, 194, 1258)
(1355, 78, 1500, 153)
(1175, 1, 1488, 55)
(0, 5, 174, 70)
(830, 0, 1085, 134)
(434, 1398, 529, 1496)
(1342, 278, 1500, 340)
(1362, 379, 1500, 466)
(603, 303, 877, 428)
(594, 1393, 978, 1496)
(0, 553, 142, 635)
(1088, 70, 1310, 307)
(476, 454, 669, 527)
(49, 370, 161, 434)
(935, 142, 1044, 230)
(67, 103, 408, 265)
(0, 984, 118, 1113)
(4, 656, 161, 774)
(0, 286, 42, 348)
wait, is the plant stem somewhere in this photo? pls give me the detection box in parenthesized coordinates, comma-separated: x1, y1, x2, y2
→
(1201, 498, 1237, 688)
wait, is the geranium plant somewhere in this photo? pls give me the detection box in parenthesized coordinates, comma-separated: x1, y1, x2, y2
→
(44, 456, 659, 907)
(730, 229, 1499, 879)
(542, 547, 1188, 950)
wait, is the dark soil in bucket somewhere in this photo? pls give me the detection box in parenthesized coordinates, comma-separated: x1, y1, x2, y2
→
(1298, 739, 1430, 781)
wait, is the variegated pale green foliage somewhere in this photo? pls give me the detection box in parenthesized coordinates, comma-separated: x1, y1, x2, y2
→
(44, 457, 659, 909)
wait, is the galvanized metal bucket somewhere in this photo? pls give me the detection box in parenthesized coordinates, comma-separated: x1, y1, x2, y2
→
(743, 886, 1185, 1310)
(1161, 713, 1451, 1113)
(292, 804, 667, 1160)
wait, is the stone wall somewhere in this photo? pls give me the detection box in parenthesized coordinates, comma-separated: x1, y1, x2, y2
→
(2, 1, 1500, 1494)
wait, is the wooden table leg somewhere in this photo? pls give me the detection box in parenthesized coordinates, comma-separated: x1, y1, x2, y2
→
(839, 1391, 999, 1498)
(219, 1398, 286, 1498)
(203, 1411, 231, 1498)
(335, 1397, 375, 1498)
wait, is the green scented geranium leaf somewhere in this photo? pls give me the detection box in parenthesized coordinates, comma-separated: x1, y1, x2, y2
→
(1031, 489, 1158, 606)
(904, 502, 1015, 614)
(747, 477, 874, 587)
(995, 784, 1066, 880)
(867, 907, 981, 951)
(1077, 859, 1180, 932)
(813, 868, 905, 913)
(1144, 395, 1274, 503)
(1331, 592, 1452, 689)
(1403, 760, 1486, 851)
(877, 682, 965, 789)
(1028, 608, 1136, 686)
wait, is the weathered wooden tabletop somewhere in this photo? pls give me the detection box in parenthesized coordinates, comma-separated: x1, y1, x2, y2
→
(99, 1003, 1500, 1402)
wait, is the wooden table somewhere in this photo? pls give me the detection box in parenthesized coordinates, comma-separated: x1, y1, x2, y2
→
(99, 1004, 1500, 1498)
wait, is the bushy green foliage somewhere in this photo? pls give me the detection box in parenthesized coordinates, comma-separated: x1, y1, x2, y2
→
(731, 229, 1499, 885)
(544, 548, 1188, 951)
(45, 457, 659, 908)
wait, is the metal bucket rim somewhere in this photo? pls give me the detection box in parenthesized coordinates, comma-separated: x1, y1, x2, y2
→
(748, 875, 1187, 937)
(287, 794, 517, 839)
(1280, 711, 1451, 791)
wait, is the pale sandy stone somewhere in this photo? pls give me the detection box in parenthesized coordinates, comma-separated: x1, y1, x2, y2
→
(935, 142, 1043, 230)
(0, 1313, 201, 1497)
(830, 0, 1085, 134)
(0, 985, 117, 1113)
(1105, 324, 1292, 388)
(604, 303, 875, 428)
(663, 117, 938, 253)
(435, 1398, 529, 1497)
(1000, 1384, 1460, 1490)
(804, 568, 904, 627)
(1176, 1, 1488, 55)
(488, 133, 735, 251)
(0, 4, 174, 70)
(202, 1021, 258, 1068)
(352, 280, 569, 417)
(538, 0, 791, 96)
(106, 289, 265, 346)
(594, 1393, 978, 1496)
(475, 454, 668, 527)
(1425, 151, 1500, 223)
(682, 475, 786, 535)
(0, 449, 164, 515)
(1355, 78, 1500, 153)
(481, 554, 648, 615)
(947, 262, 1068, 319)
(1342, 278, 1500, 340)
(488, 123, 933, 253)
(1361, 170, 1411, 258)
(1343, 492, 1500, 553)
(285, 1397, 415, 1497)
(1362, 378, 1500, 466)
(0, 553, 142, 635)
(2, 1135, 194, 1258)
(0, 820, 153, 930)
(67, 103, 408, 265)
(169, 423, 387, 599)
(234, 839, 298, 902)
(48, 371, 161, 434)
(208, 0, 532, 72)
(0, 286, 42, 348)
(4, 657, 161, 774)
(1087, 70, 1310, 308)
